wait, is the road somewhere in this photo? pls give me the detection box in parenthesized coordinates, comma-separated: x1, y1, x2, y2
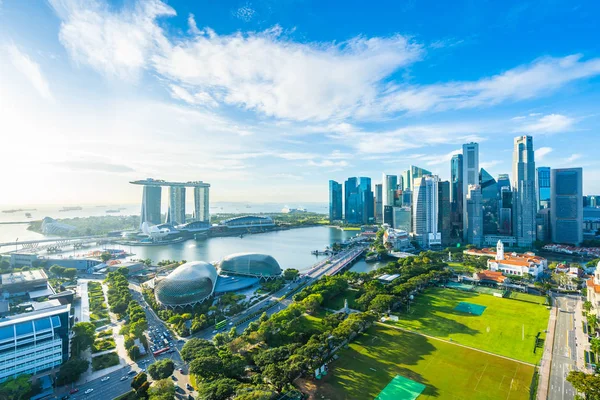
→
(67, 366, 137, 400)
(548, 296, 577, 400)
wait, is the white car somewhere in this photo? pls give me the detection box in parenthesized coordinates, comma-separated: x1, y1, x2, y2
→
(101, 376, 110, 382)
(120, 376, 128, 381)
(85, 389, 94, 394)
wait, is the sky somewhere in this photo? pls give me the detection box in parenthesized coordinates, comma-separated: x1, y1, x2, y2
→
(0, 0, 599, 206)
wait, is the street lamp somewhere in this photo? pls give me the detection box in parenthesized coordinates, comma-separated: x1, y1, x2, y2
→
(15, 238, 18, 253)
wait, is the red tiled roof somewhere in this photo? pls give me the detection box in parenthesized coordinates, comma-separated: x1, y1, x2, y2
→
(476, 270, 507, 283)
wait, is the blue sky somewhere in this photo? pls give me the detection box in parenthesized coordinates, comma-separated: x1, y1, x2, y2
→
(0, 0, 599, 206)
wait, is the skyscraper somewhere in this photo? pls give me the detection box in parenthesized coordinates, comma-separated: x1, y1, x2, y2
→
(357, 177, 374, 224)
(167, 186, 186, 225)
(344, 177, 359, 224)
(328, 180, 343, 222)
(480, 168, 499, 234)
(374, 183, 383, 222)
(462, 143, 479, 241)
(382, 174, 398, 208)
(412, 175, 441, 247)
(383, 205, 394, 226)
(140, 185, 162, 228)
(499, 187, 513, 236)
(512, 136, 537, 247)
(193, 186, 210, 223)
(438, 180, 451, 246)
(402, 166, 432, 191)
(536, 167, 551, 210)
(393, 206, 412, 232)
(450, 154, 463, 227)
(551, 168, 583, 245)
(466, 184, 483, 247)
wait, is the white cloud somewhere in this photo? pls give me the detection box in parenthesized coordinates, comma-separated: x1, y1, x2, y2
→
(565, 153, 582, 163)
(49, 0, 175, 80)
(6, 44, 53, 100)
(480, 160, 502, 169)
(169, 84, 218, 107)
(307, 160, 349, 168)
(536, 147, 553, 161)
(233, 5, 256, 22)
(48, 0, 600, 123)
(517, 114, 574, 133)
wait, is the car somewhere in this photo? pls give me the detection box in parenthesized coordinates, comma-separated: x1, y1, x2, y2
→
(179, 368, 184, 373)
(128, 370, 137, 375)
(141, 369, 146, 372)
(69, 388, 79, 394)
(212, 330, 217, 334)
(228, 322, 233, 326)
(61, 396, 70, 400)
(120, 376, 128, 381)
(101, 376, 110, 382)
(186, 383, 193, 390)
(175, 386, 183, 393)
(171, 376, 177, 381)
(178, 339, 185, 343)
(85, 389, 94, 394)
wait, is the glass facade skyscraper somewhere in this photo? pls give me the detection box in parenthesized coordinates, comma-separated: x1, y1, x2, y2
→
(438, 180, 451, 246)
(344, 177, 374, 224)
(328, 180, 343, 222)
(344, 177, 359, 224)
(536, 167, 551, 210)
(374, 183, 383, 222)
(480, 168, 498, 234)
(140, 185, 162, 228)
(551, 168, 583, 245)
(462, 143, 479, 242)
(512, 136, 537, 247)
(412, 175, 441, 247)
(382, 174, 398, 208)
(450, 154, 463, 225)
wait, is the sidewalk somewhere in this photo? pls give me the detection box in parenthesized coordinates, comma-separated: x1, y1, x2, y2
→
(536, 293, 557, 400)
(573, 296, 592, 373)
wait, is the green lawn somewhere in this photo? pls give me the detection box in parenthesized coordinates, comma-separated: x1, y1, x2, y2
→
(317, 324, 535, 400)
(507, 291, 548, 305)
(325, 289, 362, 311)
(391, 288, 549, 364)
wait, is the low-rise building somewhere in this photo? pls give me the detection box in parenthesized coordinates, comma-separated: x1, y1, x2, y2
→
(0, 269, 54, 300)
(383, 228, 411, 251)
(0, 304, 71, 382)
(486, 240, 546, 278)
(586, 261, 600, 314)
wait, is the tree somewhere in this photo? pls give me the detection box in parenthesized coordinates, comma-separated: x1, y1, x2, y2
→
(369, 294, 396, 313)
(584, 301, 593, 314)
(56, 358, 89, 385)
(301, 293, 323, 314)
(190, 356, 224, 380)
(0, 374, 39, 400)
(71, 322, 96, 356)
(147, 359, 175, 380)
(100, 252, 112, 263)
(566, 371, 600, 399)
(198, 378, 239, 400)
(181, 338, 215, 362)
(142, 258, 153, 267)
(137, 381, 151, 399)
(148, 379, 176, 400)
(128, 345, 141, 361)
(131, 372, 148, 390)
(283, 268, 299, 281)
(228, 326, 237, 339)
(590, 337, 600, 356)
(587, 314, 598, 330)
(49, 265, 66, 277)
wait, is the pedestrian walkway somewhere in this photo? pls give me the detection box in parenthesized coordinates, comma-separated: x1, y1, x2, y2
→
(536, 293, 557, 400)
(573, 296, 593, 373)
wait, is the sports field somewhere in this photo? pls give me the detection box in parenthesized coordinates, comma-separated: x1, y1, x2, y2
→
(391, 287, 549, 364)
(317, 324, 535, 400)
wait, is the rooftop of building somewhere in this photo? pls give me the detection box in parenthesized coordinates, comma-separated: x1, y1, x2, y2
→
(0, 269, 47, 286)
(586, 278, 600, 293)
(465, 248, 545, 264)
(0, 303, 70, 328)
(475, 270, 507, 283)
(130, 178, 210, 187)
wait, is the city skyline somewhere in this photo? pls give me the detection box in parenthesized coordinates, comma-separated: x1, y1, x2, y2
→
(1, 1, 600, 206)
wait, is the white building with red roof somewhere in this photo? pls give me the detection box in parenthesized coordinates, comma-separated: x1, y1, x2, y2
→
(586, 261, 600, 315)
(486, 240, 546, 278)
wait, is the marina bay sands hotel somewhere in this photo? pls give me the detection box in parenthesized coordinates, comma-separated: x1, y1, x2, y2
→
(130, 179, 210, 226)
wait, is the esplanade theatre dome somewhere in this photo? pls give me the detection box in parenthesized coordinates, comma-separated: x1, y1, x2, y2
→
(154, 261, 217, 308)
(217, 253, 282, 279)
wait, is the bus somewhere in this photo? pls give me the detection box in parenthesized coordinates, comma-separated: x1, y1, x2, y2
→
(153, 347, 170, 357)
(215, 319, 227, 330)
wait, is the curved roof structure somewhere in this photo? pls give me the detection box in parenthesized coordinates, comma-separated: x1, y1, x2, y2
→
(154, 261, 217, 308)
(220, 215, 274, 227)
(217, 253, 282, 279)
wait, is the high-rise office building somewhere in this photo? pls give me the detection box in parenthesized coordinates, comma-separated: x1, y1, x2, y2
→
(0, 304, 71, 382)
(402, 189, 412, 208)
(480, 168, 499, 235)
(167, 186, 186, 225)
(328, 180, 343, 222)
(140, 185, 162, 228)
(374, 183, 383, 222)
(462, 143, 479, 241)
(466, 184, 483, 247)
(551, 168, 583, 245)
(382, 174, 398, 208)
(344, 177, 359, 224)
(450, 154, 463, 226)
(438, 180, 451, 246)
(499, 187, 513, 236)
(536, 208, 551, 243)
(402, 166, 432, 191)
(193, 186, 210, 223)
(383, 205, 394, 226)
(357, 177, 374, 224)
(536, 167, 551, 210)
(393, 206, 412, 232)
(412, 175, 441, 247)
(512, 136, 537, 247)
